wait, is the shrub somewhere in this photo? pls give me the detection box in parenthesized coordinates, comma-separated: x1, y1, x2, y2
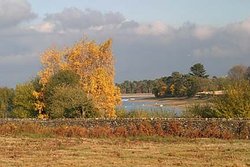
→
(184, 103, 218, 118)
(114, 126, 128, 137)
(89, 126, 113, 137)
(212, 80, 250, 118)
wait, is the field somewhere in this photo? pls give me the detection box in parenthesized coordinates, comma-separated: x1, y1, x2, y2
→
(0, 136, 249, 167)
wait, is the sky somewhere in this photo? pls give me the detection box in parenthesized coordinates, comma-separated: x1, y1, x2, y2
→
(0, 0, 250, 87)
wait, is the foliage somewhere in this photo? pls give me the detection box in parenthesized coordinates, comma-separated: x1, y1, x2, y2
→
(118, 63, 215, 98)
(48, 85, 98, 118)
(37, 38, 121, 118)
(0, 87, 14, 118)
(183, 104, 217, 118)
(212, 79, 250, 118)
(12, 82, 37, 118)
(189, 63, 209, 78)
(46, 70, 80, 88)
(152, 79, 167, 97)
(38, 70, 97, 118)
(228, 65, 247, 80)
(245, 66, 250, 80)
(183, 79, 250, 118)
(43, 70, 80, 110)
(117, 80, 155, 94)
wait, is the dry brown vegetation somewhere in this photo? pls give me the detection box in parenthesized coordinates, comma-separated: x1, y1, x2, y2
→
(0, 120, 249, 139)
(0, 120, 249, 166)
(0, 136, 249, 167)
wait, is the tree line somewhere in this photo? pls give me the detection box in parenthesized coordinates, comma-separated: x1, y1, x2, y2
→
(117, 64, 250, 98)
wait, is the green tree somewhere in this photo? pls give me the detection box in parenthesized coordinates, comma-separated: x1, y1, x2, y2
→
(43, 70, 80, 112)
(12, 82, 37, 118)
(152, 79, 166, 97)
(0, 87, 14, 118)
(170, 72, 187, 97)
(48, 85, 97, 118)
(185, 76, 199, 97)
(42, 70, 97, 118)
(190, 63, 209, 78)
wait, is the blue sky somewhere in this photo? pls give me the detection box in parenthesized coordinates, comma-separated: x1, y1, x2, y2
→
(0, 0, 250, 87)
(29, 0, 250, 26)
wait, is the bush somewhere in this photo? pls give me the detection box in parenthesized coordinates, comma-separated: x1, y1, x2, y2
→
(184, 103, 217, 118)
(212, 80, 250, 118)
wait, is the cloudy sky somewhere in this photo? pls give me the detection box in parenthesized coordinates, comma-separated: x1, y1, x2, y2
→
(1, 0, 250, 87)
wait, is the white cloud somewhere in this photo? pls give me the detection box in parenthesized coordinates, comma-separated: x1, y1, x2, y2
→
(192, 46, 231, 58)
(44, 8, 125, 31)
(0, 0, 36, 28)
(193, 26, 215, 40)
(230, 18, 250, 34)
(135, 21, 169, 35)
(30, 22, 55, 33)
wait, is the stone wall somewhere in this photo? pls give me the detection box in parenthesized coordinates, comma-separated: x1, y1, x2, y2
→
(0, 118, 249, 139)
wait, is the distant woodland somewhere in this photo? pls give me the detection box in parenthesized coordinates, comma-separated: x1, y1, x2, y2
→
(117, 64, 250, 98)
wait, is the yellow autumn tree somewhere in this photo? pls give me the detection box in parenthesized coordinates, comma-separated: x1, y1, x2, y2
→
(36, 38, 121, 118)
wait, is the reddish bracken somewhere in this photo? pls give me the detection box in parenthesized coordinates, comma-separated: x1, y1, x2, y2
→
(0, 119, 249, 139)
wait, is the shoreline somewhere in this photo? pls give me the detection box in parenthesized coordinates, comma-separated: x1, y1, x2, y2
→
(121, 93, 207, 109)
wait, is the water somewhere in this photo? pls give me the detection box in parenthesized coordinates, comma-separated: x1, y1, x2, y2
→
(117, 97, 183, 115)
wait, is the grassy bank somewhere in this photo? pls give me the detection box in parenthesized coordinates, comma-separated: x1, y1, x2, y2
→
(0, 136, 249, 167)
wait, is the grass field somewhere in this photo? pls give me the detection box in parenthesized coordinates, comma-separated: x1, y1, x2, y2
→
(0, 136, 249, 167)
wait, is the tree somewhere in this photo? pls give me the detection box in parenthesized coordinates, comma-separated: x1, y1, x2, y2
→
(189, 63, 209, 78)
(48, 85, 97, 118)
(37, 38, 121, 118)
(228, 65, 247, 80)
(245, 66, 250, 81)
(152, 79, 166, 97)
(0, 87, 14, 118)
(212, 79, 250, 118)
(145, 80, 154, 93)
(43, 70, 81, 115)
(185, 76, 199, 97)
(43, 70, 80, 102)
(169, 72, 187, 97)
(12, 82, 37, 118)
(37, 70, 97, 118)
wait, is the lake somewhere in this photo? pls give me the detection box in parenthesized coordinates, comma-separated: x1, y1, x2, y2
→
(117, 96, 183, 115)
